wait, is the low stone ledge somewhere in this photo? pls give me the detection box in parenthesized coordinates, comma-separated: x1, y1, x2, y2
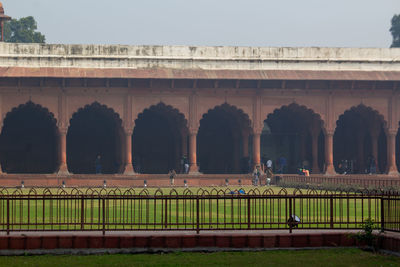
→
(0, 232, 366, 251)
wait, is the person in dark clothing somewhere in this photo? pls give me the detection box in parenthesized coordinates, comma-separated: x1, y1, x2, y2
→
(278, 155, 287, 174)
(95, 155, 102, 174)
(169, 169, 176, 185)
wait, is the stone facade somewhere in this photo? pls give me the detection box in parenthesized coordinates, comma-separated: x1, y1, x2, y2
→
(0, 43, 399, 176)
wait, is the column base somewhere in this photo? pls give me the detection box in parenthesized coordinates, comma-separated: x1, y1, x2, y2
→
(387, 170, 399, 177)
(188, 165, 201, 175)
(324, 165, 337, 176)
(123, 164, 136, 176)
(57, 164, 70, 176)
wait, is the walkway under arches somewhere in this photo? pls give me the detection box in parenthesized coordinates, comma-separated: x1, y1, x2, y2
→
(334, 105, 387, 174)
(263, 103, 325, 174)
(0, 102, 58, 173)
(133, 103, 188, 174)
(197, 103, 252, 174)
(67, 102, 124, 174)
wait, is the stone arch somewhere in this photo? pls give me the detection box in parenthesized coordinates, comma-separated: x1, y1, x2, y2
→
(196, 97, 253, 132)
(133, 102, 188, 174)
(263, 103, 325, 174)
(334, 104, 387, 174)
(1, 96, 59, 126)
(132, 96, 189, 128)
(67, 102, 124, 174)
(333, 101, 389, 131)
(66, 96, 124, 130)
(197, 103, 252, 174)
(0, 101, 59, 173)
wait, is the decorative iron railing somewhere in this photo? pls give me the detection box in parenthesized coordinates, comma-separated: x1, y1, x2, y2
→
(0, 187, 398, 234)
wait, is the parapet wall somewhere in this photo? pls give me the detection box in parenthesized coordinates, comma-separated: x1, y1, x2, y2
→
(0, 43, 399, 71)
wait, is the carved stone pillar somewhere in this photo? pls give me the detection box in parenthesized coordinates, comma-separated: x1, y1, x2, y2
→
(253, 131, 261, 170)
(57, 128, 69, 175)
(123, 128, 135, 175)
(324, 130, 336, 175)
(387, 130, 399, 176)
(188, 130, 200, 174)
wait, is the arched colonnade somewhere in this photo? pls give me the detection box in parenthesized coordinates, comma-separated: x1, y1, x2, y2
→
(0, 100, 398, 176)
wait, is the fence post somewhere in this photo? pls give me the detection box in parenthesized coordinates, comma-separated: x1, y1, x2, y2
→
(102, 197, 106, 235)
(6, 198, 9, 235)
(247, 197, 251, 229)
(164, 198, 168, 229)
(196, 196, 200, 234)
(330, 196, 334, 229)
(381, 197, 385, 232)
(80, 195, 84, 230)
(289, 197, 292, 234)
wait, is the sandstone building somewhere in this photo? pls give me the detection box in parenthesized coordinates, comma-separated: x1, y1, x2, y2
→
(0, 43, 399, 177)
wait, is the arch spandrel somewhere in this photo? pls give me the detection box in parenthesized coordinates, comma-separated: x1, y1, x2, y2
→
(132, 96, 189, 126)
(66, 96, 124, 129)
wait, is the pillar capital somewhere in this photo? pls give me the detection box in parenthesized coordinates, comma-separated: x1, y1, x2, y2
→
(124, 124, 134, 136)
(387, 129, 398, 136)
(123, 121, 135, 134)
(252, 128, 262, 136)
(57, 123, 68, 135)
(58, 128, 68, 135)
(188, 127, 198, 136)
(325, 129, 334, 137)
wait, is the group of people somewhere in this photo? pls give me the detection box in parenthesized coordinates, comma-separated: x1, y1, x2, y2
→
(337, 155, 377, 174)
(252, 161, 274, 186)
(259, 155, 288, 175)
(180, 156, 190, 174)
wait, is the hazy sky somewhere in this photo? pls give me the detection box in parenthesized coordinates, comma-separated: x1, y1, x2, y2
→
(2, 0, 400, 47)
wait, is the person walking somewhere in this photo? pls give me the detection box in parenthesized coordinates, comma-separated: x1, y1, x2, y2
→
(168, 169, 176, 185)
(253, 167, 260, 186)
(184, 162, 189, 174)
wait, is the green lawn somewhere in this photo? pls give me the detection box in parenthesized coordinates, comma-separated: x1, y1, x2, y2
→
(0, 249, 399, 267)
(0, 186, 382, 231)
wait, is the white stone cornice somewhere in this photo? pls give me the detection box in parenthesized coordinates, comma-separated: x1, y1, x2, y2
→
(0, 43, 399, 72)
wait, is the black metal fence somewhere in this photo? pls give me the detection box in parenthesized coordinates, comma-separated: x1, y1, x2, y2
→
(280, 175, 400, 188)
(0, 187, 399, 234)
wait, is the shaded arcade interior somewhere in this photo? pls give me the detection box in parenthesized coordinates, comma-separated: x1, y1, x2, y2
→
(0, 102, 58, 173)
(132, 103, 188, 174)
(67, 103, 124, 174)
(261, 104, 325, 174)
(0, 100, 397, 175)
(197, 104, 252, 174)
(334, 105, 387, 174)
